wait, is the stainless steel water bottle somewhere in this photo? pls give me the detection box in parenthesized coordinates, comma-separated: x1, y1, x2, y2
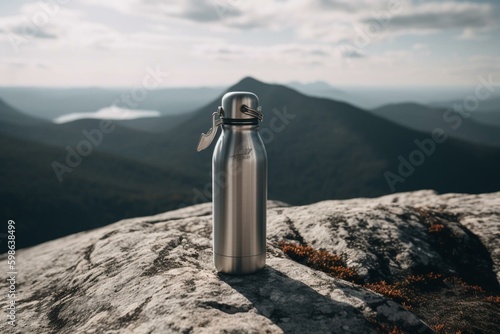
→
(197, 91, 267, 275)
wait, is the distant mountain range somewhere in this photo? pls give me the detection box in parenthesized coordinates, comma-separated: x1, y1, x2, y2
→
(284, 82, 500, 111)
(0, 131, 195, 250)
(2, 77, 500, 250)
(0, 98, 44, 126)
(430, 96, 500, 114)
(0, 86, 225, 120)
(372, 102, 500, 147)
(4, 83, 497, 122)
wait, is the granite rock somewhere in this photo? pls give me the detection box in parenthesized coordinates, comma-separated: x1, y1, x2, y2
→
(273, 190, 500, 288)
(2, 191, 499, 333)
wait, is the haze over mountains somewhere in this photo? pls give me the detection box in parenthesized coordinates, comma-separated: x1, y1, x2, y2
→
(2, 77, 500, 250)
(3, 82, 498, 122)
(0, 86, 225, 121)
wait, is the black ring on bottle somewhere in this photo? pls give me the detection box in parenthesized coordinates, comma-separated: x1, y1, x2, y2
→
(222, 118, 259, 125)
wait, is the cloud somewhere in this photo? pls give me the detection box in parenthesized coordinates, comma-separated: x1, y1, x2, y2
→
(175, 0, 242, 22)
(306, 1, 500, 44)
(0, 2, 65, 41)
(0, 58, 51, 70)
(412, 43, 428, 50)
(193, 42, 341, 66)
(1, 0, 498, 86)
(411, 43, 431, 56)
(456, 27, 491, 40)
(384, 2, 497, 32)
(9, 25, 57, 39)
(84, 0, 242, 25)
(0, 2, 193, 52)
(342, 50, 364, 58)
(129, 0, 243, 22)
(85, 0, 499, 45)
(0, 2, 79, 50)
(315, 0, 360, 13)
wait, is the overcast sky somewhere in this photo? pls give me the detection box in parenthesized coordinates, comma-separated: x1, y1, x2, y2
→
(0, 0, 499, 87)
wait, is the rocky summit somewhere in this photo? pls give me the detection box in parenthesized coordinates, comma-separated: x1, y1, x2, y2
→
(1, 190, 499, 333)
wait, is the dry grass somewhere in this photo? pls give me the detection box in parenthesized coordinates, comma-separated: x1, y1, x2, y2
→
(365, 273, 445, 310)
(428, 223, 445, 233)
(432, 324, 464, 334)
(279, 241, 361, 283)
(279, 240, 500, 334)
(484, 295, 500, 303)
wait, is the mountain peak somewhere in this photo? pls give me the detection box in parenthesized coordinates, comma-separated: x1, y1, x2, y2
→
(236, 76, 264, 86)
(226, 76, 301, 100)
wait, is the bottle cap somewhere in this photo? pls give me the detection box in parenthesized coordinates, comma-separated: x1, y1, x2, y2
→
(197, 91, 262, 152)
(221, 91, 262, 122)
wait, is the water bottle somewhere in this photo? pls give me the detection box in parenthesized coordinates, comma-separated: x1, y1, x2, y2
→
(197, 91, 267, 275)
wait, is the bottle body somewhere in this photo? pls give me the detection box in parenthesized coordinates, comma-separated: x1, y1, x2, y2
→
(212, 124, 267, 274)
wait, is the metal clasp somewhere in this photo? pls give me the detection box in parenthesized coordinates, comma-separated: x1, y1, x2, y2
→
(240, 104, 263, 121)
(196, 107, 223, 152)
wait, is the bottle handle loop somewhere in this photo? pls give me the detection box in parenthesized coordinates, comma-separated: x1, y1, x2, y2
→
(240, 104, 263, 121)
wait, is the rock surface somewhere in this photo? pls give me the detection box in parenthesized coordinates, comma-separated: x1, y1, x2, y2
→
(273, 190, 500, 289)
(1, 191, 499, 333)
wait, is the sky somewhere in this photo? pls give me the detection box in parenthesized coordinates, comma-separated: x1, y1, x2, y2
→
(0, 0, 499, 88)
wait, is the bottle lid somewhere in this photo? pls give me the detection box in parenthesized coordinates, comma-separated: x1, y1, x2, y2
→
(197, 91, 262, 151)
(221, 91, 262, 123)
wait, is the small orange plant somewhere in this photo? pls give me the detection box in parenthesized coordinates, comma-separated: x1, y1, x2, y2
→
(279, 241, 361, 283)
(432, 324, 446, 333)
(428, 223, 445, 233)
(485, 295, 500, 303)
